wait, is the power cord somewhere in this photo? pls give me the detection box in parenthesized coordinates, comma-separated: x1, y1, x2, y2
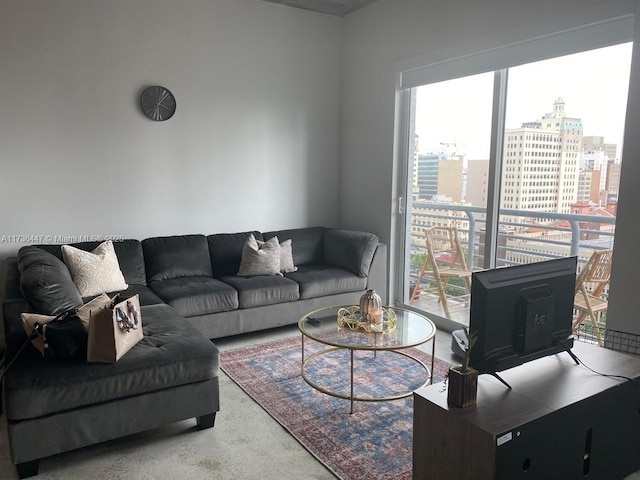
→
(555, 336, 640, 385)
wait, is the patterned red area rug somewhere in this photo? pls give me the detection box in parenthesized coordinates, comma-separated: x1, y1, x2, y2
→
(220, 334, 452, 480)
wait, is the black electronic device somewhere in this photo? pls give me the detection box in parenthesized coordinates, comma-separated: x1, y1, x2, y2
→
(469, 256, 577, 384)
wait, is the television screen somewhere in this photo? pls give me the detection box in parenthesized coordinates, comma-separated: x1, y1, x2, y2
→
(468, 256, 577, 376)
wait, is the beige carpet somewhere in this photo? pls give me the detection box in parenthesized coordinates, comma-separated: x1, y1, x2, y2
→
(0, 369, 334, 480)
(2, 325, 638, 480)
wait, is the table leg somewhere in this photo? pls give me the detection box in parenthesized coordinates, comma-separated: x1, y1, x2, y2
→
(431, 331, 436, 384)
(350, 349, 354, 414)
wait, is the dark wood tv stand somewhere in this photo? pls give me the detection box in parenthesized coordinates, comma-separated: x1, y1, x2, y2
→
(413, 341, 640, 479)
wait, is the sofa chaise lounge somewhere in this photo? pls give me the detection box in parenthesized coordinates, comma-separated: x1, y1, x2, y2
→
(1, 226, 386, 478)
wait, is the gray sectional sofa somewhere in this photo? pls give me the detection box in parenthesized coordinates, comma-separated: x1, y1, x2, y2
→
(1, 226, 386, 478)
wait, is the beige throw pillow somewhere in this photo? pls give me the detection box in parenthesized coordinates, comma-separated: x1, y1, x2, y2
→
(279, 239, 298, 273)
(62, 241, 128, 296)
(237, 234, 281, 276)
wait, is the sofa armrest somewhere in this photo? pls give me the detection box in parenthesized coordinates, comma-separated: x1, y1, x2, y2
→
(3, 257, 23, 304)
(2, 257, 33, 356)
(323, 229, 379, 277)
(366, 243, 387, 303)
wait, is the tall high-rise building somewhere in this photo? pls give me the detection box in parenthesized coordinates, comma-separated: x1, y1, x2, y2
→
(416, 153, 441, 199)
(581, 149, 608, 192)
(466, 159, 489, 207)
(438, 156, 464, 203)
(416, 153, 464, 202)
(605, 162, 622, 200)
(501, 98, 581, 215)
(583, 135, 618, 161)
(577, 169, 601, 203)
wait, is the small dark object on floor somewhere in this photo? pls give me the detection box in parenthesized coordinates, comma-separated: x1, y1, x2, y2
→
(450, 329, 465, 359)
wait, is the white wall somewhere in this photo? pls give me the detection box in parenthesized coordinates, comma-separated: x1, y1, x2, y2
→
(0, 0, 341, 263)
(340, 0, 639, 334)
(4, 0, 638, 335)
(608, 2, 640, 335)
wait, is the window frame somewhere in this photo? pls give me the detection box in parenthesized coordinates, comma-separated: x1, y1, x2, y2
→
(393, 16, 634, 319)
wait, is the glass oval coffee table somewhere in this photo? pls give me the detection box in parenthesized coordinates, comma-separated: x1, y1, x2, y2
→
(298, 305, 436, 413)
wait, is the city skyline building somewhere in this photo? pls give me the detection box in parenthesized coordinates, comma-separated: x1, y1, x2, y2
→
(605, 162, 622, 202)
(583, 135, 618, 161)
(501, 97, 582, 215)
(416, 153, 464, 202)
(582, 149, 609, 193)
(577, 169, 601, 204)
(411, 98, 621, 213)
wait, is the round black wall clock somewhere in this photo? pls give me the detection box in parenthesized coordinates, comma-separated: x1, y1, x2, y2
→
(140, 86, 176, 121)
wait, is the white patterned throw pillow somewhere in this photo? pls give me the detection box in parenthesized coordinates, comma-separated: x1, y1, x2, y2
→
(237, 234, 282, 276)
(62, 241, 128, 296)
(279, 239, 298, 273)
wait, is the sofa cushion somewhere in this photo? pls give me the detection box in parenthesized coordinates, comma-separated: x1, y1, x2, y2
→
(237, 235, 281, 277)
(149, 276, 238, 317)
(218, 275, 300, 308)
(62, 241, 129, 296)
(79, 285, 164, 307)
(324, 229, 379, 277)
(36, 240, 147, 286)
(208, 231, 263, 276)
(142, 235, 212, 282)
(264, 227, 326, 266)
(3, 304, 219, 421)
(284, 264, 367, 299)
(17, 246, 83, 316)
(111, 284, 164, 307)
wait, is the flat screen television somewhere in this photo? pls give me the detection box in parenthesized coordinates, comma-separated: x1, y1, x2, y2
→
(468, 256, 577, 380)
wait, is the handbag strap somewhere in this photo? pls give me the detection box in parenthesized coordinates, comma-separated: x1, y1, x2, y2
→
(0, 328, 39, 417)
(0, 306, 81, 415)
(50, 308, 79, 323)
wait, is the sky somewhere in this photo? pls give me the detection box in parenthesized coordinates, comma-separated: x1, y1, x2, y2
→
(415, 42, 633, 161)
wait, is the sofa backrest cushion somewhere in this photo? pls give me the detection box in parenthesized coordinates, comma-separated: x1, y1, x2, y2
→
(207, 231, 263, 276)
(323, 229, 379, 277)
(142, 235, 212, 282)
(263, 227, 326, 266)
(17, 246, 83, 315)
(35, 240, 147, 285)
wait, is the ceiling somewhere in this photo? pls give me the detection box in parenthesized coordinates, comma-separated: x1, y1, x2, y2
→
(260, 0, 380, 16)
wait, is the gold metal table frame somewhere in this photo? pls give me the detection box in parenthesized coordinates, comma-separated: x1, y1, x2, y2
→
(298, 305, 436, 414)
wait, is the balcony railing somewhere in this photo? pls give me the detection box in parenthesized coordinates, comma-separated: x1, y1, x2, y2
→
(410, 202, 615, 271)
(407, 202, 615, 335)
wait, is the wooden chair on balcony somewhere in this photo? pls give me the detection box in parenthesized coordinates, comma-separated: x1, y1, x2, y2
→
(409, 226, 473, 319)
(572, 249, 613, 347)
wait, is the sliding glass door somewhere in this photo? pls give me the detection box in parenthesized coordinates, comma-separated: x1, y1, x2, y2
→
(401, 42, 632, 337)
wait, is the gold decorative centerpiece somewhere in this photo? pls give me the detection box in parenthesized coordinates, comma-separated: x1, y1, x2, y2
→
(337, 305, 397, 334)
(359, 289, 382, 321)
(357, 289, 384, 332)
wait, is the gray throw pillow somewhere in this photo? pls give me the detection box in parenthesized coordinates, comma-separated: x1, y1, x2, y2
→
(18, 246, 83, 315)
(237, 234, 281, 276)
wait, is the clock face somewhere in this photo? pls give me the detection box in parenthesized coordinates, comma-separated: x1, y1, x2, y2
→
(140, 86, 176, 121)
